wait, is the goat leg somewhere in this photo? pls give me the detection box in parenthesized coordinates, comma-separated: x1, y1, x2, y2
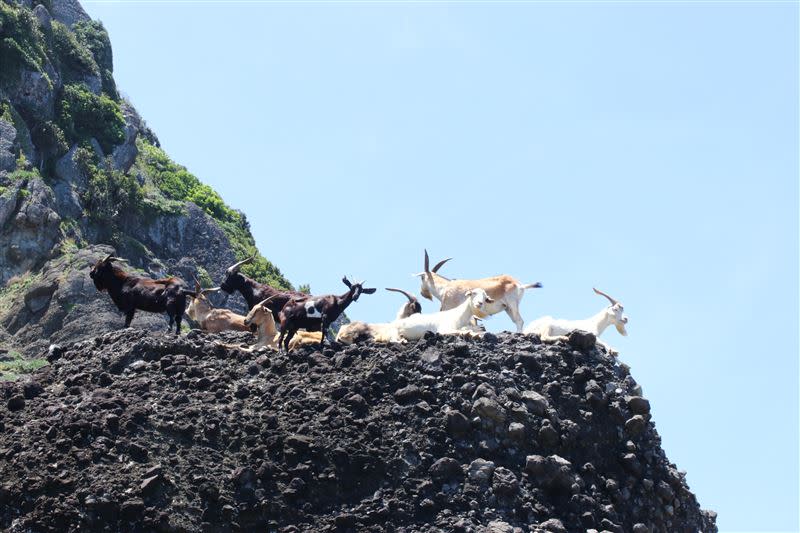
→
(124, 309, 135, 328)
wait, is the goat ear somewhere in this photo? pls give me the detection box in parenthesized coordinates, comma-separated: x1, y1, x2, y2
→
(485, 296, 495, 303)
(342, 276, 352, 288)
(362, 287, 377, 294)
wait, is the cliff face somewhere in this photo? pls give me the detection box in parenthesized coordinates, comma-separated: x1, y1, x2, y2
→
(0, 0, 291, 356)
(0, 330, 717, 532)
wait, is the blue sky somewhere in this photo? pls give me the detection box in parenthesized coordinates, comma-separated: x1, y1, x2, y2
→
(82, 1, 798, 530)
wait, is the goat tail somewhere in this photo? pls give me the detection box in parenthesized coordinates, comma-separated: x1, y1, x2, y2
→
(522, 282, 543, 290)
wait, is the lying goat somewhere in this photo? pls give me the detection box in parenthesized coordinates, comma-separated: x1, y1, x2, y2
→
(185, 280, 249, 333)
(243, 299, 322, 351)
(89, 254, 194, 334)
(336, 287, 422, 345)
(393, 288, 493, 341)
(523, 288, 628, 355)
(219, 256, 309, 321)
(416, 250, 541, 332)
(278, 277, 375, 351)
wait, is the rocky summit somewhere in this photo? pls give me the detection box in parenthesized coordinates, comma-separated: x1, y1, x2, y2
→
(0, 330, 716, 532)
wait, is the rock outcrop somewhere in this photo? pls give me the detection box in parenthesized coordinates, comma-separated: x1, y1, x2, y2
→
(0, 331, 716, 532)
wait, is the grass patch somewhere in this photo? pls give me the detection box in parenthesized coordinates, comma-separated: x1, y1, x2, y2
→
(0, 350, 47, 381)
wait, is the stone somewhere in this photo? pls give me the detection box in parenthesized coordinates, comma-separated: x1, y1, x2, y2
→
(394, 384, 422, 405)
(521, 390, 549, 415)
(33, 4, 52, 27)
(538, 518, 567, 533)
(508, 422, 526, 441)
(445, 409, 470, 437)
(625, 415, 647, 436)
(567, 330, 597, 352)
(626, 396, 651, 415)
(466, 458, 495, 485)
(0, 120, 16, 173)
(472, 397, 506, 424)
(537, 423, 560, 448)
(492, 467, 519, 497)
(429, 457, 462, 482)
(7, 395, 25, 411)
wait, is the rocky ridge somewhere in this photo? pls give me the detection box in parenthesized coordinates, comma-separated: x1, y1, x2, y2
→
(0, 330, 716, 532)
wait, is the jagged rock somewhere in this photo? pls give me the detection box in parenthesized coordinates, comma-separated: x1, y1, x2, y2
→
(521, 389, 549, 415)
(473, 396, 506, 424)
(626, 396, 651, 415)
(467, 458, 495, 485)
(33, 4, 52, 27)
(111, 102, 141, 172)
(430, 457, 462, 482)
(0, 120, 16, 173)
(8, 71, 54, 122)
(50, 0, 90, 27)
(625, 415, 647, 436)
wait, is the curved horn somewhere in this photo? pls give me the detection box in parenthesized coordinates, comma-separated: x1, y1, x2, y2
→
(192, 276, 202, 293)
(201, 287, 222, 294)
(385, 287, 417, 303)
(593, 287, 619, 306)
(227, 255, 254, 274)
(424, 249, 430, 273)
(256, 295, 278, 308)
(432, 257, 452, 273)
(102, 253, 114, 263)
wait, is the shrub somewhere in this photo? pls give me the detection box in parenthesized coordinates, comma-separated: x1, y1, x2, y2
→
(77, 149, 143, 231)
(57, 84, 125, 153)
(50, 21, 98, 82)
(73, 20, 117, 99)
(0, 4, 49, 87)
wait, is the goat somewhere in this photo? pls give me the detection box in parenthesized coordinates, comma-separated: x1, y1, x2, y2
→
(278, 277, 376, 351)
(185, 280, 249, 333)
(219, 256, 309, 321)
(241, 299, 323, 351)
(523, 288, 629, 355)
(393, 288, 493, 341)
(89, 254, 195, 334)
(415, 250, 542, 333)
(335, 287, 421, 345)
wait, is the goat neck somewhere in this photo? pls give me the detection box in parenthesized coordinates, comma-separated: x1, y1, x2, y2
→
(584, 307, 616, 336)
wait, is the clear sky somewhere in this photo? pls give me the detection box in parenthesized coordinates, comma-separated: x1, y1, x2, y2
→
(82, 1, 798, 531)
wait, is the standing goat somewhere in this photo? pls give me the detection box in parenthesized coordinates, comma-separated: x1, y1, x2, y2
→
(393, 288, 493, 341)
(416, 250, 541, 332)
(336, 287, 422, 345)
(243, 298, 322, 351)
(185, 280, 249, 333)
(219, 256, 308, 321)
(89, 254, 195, 334)
(278, 277, 376, 351)
(523, 288, 628, 354)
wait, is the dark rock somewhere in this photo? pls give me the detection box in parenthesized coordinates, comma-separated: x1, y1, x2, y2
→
(626, 396, 651, 415)
(625, 415, 647, 437)
(7, 395, 25, 411)
(430, 457, 462, 482)
(394, 384, 422, 405)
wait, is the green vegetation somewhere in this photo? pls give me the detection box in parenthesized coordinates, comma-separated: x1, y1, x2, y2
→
(50, 21, 98, 83)
(0, 271, 39, 318)
(196, 266, 213, 288)
(57, 84, 125, 153)
(0, 3, 49, 87)
(76, 147, 142, 231)
(0, 350, 47, 381)
(73, 20, 116, 98)
(136, 140, 292, 290)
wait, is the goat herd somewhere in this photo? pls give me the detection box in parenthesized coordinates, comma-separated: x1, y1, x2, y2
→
(89, 250, 630, 355)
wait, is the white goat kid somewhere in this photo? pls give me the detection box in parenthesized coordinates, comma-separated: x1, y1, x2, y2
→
(394, 288, 493, 341)
(523, 288, 629, 355)
(336, 287, 422, 345)
(415, 250, 541, 333)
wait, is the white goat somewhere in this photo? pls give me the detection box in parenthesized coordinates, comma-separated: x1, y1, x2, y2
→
(415, 250, 541, 332)
(394, 288, 493, 341)
(336, 287, 421, 345)
(523, 288, 628, 355)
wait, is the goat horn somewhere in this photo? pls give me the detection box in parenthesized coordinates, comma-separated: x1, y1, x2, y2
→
(255, 296, 277, 307)
(102, 253, 114, 262)
(192, 276, 201, 293)
(424, 249, 430, 273)
(227, 255, 254, 274)
(202, 287, 222, 294)
(432, 257, 452, 273)
(385, 287, 416, 303)
(593, 287, 619, 306)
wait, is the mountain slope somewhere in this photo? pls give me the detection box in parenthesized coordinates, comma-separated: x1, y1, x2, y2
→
(0, 0, 290, 357)
(0, 330, 717, 532)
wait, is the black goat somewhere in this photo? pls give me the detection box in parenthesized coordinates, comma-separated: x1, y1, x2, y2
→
(219, 256, 308, 322)
(89, 254, 195, 334)
(277, 277, 376, 351)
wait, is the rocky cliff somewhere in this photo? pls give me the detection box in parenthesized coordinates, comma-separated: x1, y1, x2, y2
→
(0, 0, 291, 359)
(0, 330, 717, 532)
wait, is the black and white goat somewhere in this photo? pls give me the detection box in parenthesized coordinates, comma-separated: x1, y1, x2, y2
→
(277, 277, 376, 351)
